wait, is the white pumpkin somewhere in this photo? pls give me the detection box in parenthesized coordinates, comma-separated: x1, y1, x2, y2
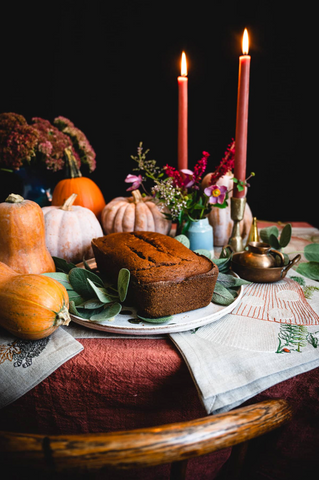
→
(101, 190, 172, 235)
(42, 194, 103, 264)
(202, 172, 253, 247)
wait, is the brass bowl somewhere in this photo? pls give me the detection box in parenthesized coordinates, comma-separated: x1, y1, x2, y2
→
(231, 254, 301, 283)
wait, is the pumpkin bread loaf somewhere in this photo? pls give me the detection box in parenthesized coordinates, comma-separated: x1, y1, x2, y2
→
(91, 231, 218, 318)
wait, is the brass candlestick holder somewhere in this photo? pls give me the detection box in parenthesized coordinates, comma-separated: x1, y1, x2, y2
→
(229, 197, 246, 252)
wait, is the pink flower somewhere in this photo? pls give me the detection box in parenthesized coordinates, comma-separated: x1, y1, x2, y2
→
(125, 174, 143, 191)
(204, 184, 227, 204)
(180, 169, 196, 188)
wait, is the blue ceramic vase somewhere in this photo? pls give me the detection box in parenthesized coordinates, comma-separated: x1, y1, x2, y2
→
(185, 217, 214, 252)
(14, 168, 54, 206)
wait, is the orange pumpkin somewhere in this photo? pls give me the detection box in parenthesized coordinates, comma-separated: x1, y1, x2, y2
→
(202, 172, 253, 247)
(0, 194, 56, 274)
(51, 147, 106, 221)
(0, 261, 70, 340)
(101, 190, 172, 235)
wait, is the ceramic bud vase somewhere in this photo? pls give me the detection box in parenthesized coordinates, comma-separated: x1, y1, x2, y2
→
(185, 217, 214, 254)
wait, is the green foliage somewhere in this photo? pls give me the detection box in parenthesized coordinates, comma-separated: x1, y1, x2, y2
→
(174, 234, 190, 249)
(304, 244, 319, 262)
(174, 235, 249, 306)
(44, 257, 130, 323)
(137, 314, 173, 324)
(259, 224, 292, 249)
(296, 243, 319, 281)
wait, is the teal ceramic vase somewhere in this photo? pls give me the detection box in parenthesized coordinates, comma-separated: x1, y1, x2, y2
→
(185, 217, 214, 252)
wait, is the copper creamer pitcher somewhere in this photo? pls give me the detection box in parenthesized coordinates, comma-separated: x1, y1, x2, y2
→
(238, 242, 285, 269)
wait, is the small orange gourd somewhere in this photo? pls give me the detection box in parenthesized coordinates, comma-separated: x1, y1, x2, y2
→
(0, 261, 70, 340)
(51, 148, 106, 221)
(101, 190, 172, 235)
(0, 194, 56, 274)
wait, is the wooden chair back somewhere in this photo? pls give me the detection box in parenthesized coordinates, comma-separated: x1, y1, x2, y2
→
(0, 399, 292, 480)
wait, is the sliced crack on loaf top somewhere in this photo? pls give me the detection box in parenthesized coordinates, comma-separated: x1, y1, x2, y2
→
(92, 231, 215, 284)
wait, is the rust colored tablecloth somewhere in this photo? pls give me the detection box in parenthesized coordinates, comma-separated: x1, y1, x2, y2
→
(1, 222, 319, 479)
(1, 337, 318, 480)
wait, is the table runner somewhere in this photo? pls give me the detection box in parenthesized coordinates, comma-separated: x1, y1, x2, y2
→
(170, 270, 319, 414)
(0, 327, 83, 409)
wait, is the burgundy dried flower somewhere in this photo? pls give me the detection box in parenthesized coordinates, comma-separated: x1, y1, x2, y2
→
(31, 117, 76, 172)
(54, 116, 96, 172)
(163, 165, 184, 189)
(209, 140, 235, 185)
(0, 112, 39, 169)
(164, 151, 209, 190)
(193, 151, 209, 183)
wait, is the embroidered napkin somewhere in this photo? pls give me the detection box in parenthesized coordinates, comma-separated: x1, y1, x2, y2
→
(169, 270, 319, 414)
(0, 327, 83, 409)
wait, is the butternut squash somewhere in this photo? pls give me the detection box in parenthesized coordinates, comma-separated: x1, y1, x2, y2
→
(0, 194, 55, 274)
(0, 261, 70, 340)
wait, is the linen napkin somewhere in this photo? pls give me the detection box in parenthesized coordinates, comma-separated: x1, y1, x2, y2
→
(169, 270, 319, 414)
(0, 327, 83, 409)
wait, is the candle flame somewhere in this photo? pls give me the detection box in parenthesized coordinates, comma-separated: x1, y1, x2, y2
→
(181, 51, 187, 76)
(242, 28, 249, 55)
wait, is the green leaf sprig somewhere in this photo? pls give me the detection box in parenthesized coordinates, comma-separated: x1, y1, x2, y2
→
(175, 235, 249, 306)
(43, 257, 130, 323)
(259, 224, 292, 249)
(296, 244, 319, 281)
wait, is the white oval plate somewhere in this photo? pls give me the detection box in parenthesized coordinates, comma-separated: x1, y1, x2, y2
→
(70, 285, 244, 335)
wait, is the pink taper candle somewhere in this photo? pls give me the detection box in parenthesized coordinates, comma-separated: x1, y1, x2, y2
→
(178, 51, 188, 170)
(233, 29, 251, 198)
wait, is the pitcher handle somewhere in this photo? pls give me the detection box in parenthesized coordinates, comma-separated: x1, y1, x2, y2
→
(280, 254, 302, 278)
(270, 248, 285, 266)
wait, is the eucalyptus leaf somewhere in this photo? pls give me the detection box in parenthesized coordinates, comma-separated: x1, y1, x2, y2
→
(118, 268, 130, 302)
(283, 253, 290, 265)
(269, 234, 281, 249)
(53, 256, 77, 273)
(87, 278, 119, 303)
(82, 257, 94, 271)
(279, 223, 292, 248)
(69, 300, 104, 319)
(67, 290, 87, 306)
(194, 249, 212, 259)
(260, 226, 279, 244)
(69, 268, 105, 298)
(69, 301, 82, 316)
(90, 303, 122, 322)
(78, 299, 106, 309)
(137, 314, 173, 324)
(212, 282, 236, 306)
(42, 272, 73, 290)
(296, 262, 319, 281)
(213, 256, 232, 273)
(175, 234, 190, 249)
(217, 272, 250, 288)
(304, 244, 319, 263)
(75, 307, 104, 319)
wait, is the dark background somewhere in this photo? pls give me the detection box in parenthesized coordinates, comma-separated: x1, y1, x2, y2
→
(0, 1, 316, 227)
